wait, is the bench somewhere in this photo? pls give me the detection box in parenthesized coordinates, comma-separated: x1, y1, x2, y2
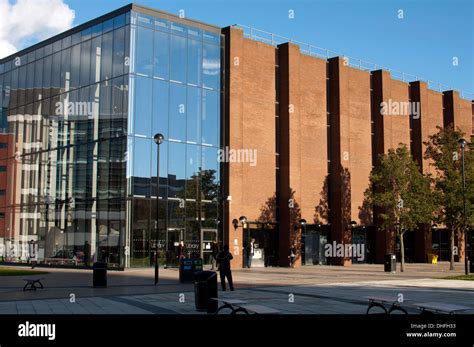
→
(366, 296, 408, 314)
(23, 278, 45, 291)
(414, 302, 472, 315)
(212, 298, 280, 314)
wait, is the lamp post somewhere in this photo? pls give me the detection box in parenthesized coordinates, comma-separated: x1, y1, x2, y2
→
(153, 133, 164, 285)
(458, 138, 468, 275)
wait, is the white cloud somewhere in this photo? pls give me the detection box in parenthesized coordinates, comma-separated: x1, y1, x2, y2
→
(0, 0, 75, 59)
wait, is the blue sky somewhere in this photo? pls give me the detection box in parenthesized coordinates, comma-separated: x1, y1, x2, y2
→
(24, 0, 474, 94)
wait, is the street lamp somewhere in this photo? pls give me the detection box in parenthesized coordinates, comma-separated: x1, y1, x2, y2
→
(153, 133, 164, 285)
(458, 138, 468, 275)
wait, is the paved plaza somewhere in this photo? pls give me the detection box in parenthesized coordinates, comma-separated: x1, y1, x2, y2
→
(0, 262, 473, 314)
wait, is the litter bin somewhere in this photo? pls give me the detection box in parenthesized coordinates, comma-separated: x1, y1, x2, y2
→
(93, 262, 107, 288)
(384, 254, 396, 273)
(194, 271, 218, 313)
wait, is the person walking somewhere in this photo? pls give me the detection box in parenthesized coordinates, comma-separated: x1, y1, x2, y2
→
(216, 245, 234, 291)
(245, 238, 255, 268)
(289, 243, 297, 268)
(210, 241, 219, 271)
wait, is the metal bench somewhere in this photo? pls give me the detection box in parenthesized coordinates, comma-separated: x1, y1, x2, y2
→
(212, 298, 280, 314)
(414, 302, 472, 315)
(366, 296, 408, 314)
(23, 278, 45, 291)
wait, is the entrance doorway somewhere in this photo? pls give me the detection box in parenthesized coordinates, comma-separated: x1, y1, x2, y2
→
(164, 228, 184, 267)
(302, 225, 328, 265)
(242, 223, 277, 268)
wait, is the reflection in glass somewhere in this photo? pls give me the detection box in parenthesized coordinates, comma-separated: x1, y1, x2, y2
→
(170, 34, 186, 83)
(187, 39, 201, 86)
(169, 83, 186, 141)
(202, 43, 220, 90)
(134, 76, 152, 137)
(135, 26, 153, 76)
(202, 89, 219, 146)
(152, 79, 168, 137)
(153, 31, 169, 79)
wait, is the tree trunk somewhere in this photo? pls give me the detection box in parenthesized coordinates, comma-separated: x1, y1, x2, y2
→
(450, 228, 455, 271)
(400, 232, 405, 272)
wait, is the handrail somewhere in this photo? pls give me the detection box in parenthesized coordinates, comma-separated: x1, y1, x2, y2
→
(232, 24, 474, 100)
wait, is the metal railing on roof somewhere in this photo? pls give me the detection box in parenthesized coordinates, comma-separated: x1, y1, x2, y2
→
(232, 24, 474, 101)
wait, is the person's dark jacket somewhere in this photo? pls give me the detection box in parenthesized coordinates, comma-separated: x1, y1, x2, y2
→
(216, 250, 233, 271)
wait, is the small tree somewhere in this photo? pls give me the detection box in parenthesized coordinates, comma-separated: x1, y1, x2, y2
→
(424, 126, 474, 270)
(367, 144, 435, 272)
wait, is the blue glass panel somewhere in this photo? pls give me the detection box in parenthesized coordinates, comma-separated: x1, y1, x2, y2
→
(202, 89, 219, 146)
(91, 23, 102, 38)
(136, 13, 153, 28)
(203, 31, 220, 44)
(169, 83, 186, 142)
(153, 31, 169, 79)
(113, 27, 125, 77)
(168, 142, 185, 198)
(134, 76, 152, 137)
(152, 79, 168, 138)
(186, 86, 200, 143)
(170, 34, 186, 83)
(154, 17, 169, 32)
(202, 43, 220, 90)
(114, 14, 126, 29)
(102, 18, 114, 33)
(100, 31, 113, 81)
(135, 26, 153, 76)
(187, 39, 201, 86)
(170, 22, 186, 36)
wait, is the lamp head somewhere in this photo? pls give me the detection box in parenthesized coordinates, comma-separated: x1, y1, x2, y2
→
(458, 138, 467, 148)
(154, 133, 165, 145)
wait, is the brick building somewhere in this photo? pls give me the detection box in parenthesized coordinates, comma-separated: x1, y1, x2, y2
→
(0, 4, 472, 268)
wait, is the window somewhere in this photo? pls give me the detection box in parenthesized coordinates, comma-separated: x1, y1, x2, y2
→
(90, 36, 101, 84)
(186, 86, 200, 143)
(0, 143, 7, 149)
(134, 76, 152, 137)
(187, 39, 201, 86)
(0, 166, 6, 172)
(170, 34, 186, 83)
(101, 31, 113, 81)
(185, 144, 201, 199)
(202, 90, 219, 146)
(134, 137, 151, 196)
(60, 48, 71, 90)
(168, 142, 185, 198)
(153, 31, 169, 79)
(202, 43, 220, 90)
(70, 44, 80, 89)
(80, 40, 91, 87)
(135, 26, 153, 76)
(152, 79, 169, 138)
(169, 83, 186, 141)
(113, 27, 125, 77)
(0, 213, 4, 219)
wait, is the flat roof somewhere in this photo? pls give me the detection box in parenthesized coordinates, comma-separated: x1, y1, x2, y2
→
(0, 3, 221, 64)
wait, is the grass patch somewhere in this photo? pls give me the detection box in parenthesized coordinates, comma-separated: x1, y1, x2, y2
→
(0, 267, 49, 276)
(442, 274, 474, 281)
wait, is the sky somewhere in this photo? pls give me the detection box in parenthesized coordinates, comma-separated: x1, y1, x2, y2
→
(1, 0, 473, 94)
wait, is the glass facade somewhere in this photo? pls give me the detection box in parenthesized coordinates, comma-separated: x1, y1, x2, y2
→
(0, 9, 222, 268)
(128, 11, 221, 268)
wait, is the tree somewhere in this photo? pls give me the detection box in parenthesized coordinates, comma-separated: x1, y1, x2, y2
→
(367, 144, 436, 272)
(424, 126, 474, 270)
